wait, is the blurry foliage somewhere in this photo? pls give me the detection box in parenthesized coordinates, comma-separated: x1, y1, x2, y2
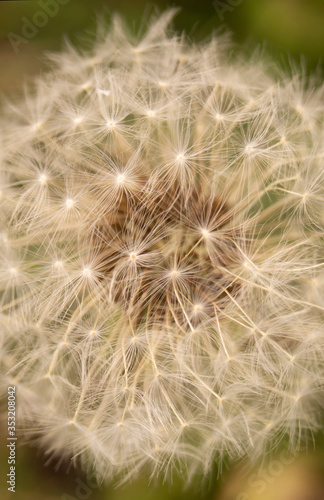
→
(0, 0, 323, 91)
(1, 427, 324, 499)
(0, 424, 221, 500)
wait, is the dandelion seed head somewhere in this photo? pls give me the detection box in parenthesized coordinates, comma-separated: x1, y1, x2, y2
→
(0, 9, 323, 486)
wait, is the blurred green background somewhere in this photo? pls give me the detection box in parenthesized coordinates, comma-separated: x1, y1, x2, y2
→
(0, 0, 323, 499)
(0, 0, 323, 93)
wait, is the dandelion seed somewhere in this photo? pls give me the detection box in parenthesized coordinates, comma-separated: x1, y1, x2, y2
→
(38, 174, 48, 185)
(201, 228, 210, 239)
(82, 267, 92, 277)
(96, 88, 110, 96)
(73, 116, 84, 125)
(81, 81, 92, 91)
(106, 120, 116, 129)
(116, 173, 125, 185)
(65, 198, 74, 208)
(31, 122, 43, 132)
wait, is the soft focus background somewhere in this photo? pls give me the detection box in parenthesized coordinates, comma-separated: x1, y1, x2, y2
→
(0, 0, 323, 93)
(0, 0, 323, 499)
